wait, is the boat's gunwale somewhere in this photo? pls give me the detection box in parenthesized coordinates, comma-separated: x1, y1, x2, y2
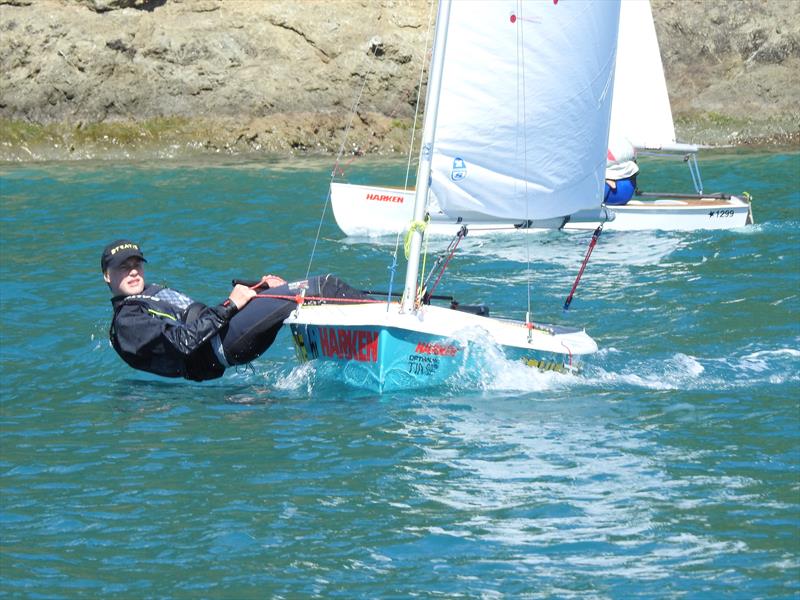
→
(286, 301, 597, 355)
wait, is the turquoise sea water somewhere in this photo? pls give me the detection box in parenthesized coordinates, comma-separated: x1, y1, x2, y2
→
(1, 150, 799, 598)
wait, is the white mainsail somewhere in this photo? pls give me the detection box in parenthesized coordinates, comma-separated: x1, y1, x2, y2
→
(430, 0, 620, 221)
(609, 0, 690, 152)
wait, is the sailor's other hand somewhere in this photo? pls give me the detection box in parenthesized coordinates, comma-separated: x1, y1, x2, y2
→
(261, 274, 287, 288)
(229, 284, 257, 309)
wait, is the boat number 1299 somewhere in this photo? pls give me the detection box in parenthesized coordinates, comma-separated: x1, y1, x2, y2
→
(710, 209, 735, 218)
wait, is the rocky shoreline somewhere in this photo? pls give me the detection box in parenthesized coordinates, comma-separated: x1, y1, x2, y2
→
(1, 0, 798, 163)
(0, 112, 420, 162)
(1, 111, 798, 164)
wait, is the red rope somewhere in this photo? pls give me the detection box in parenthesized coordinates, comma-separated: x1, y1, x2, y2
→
(424, 226, 467, 301)
(332, 154, 356, 178)
(563, 223, 603, 311)
(426, 241, 460, 299)
(253, 294, 385, 305)
(561, 341, 574, 367)
(226, 277, 387, 309)
(223, 279, 269, 307)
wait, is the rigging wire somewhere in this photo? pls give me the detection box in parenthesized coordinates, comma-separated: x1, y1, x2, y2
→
(420, 225, 467, 301)
(563, 221, 605, 312)
(303, 41, 382, 280)
(402, 0, 436, 194)
(303, 1, 438, 301)
(515, 1, 534, 327)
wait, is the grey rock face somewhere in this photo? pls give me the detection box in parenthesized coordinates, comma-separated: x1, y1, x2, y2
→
(0, 0, 797, 160)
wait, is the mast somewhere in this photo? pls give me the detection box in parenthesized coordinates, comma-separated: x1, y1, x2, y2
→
(401, 0, 452, 313)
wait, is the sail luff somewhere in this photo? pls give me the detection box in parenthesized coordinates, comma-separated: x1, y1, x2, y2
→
(401, 0, 452, 314)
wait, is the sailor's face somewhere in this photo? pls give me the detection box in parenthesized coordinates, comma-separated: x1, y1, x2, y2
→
(104, 258, 145, 296)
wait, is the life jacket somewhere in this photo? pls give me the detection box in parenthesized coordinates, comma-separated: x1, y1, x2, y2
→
(110, 284, 225, 381)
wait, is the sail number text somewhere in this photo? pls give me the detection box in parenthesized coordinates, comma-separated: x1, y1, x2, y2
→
(709, 209, 736, 218)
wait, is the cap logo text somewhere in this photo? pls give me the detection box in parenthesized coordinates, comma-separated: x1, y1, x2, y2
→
(110, 243, 139, 255)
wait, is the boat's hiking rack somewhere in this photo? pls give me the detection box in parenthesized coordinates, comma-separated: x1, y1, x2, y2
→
(637, 149, 704, 193)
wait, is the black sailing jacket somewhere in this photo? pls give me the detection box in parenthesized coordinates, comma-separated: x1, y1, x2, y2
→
(109, 284, 238, 381)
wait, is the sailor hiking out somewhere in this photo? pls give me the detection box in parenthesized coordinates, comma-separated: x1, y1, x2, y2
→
(101, 239, 366, 381)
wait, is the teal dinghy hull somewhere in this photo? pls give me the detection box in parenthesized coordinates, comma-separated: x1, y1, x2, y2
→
(287, 302, 595, 393)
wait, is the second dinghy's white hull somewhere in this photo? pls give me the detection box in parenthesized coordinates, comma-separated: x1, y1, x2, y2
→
(330, 182, 753, 236)
(329, 182, 563, 237)
(563, 194, 754, 231)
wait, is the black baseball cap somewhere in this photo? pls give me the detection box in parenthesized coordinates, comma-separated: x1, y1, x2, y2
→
(101, 239, 146, 272)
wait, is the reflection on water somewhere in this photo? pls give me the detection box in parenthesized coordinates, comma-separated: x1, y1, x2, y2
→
(405, 402, 676, 576)
(402, 393, 766, 583)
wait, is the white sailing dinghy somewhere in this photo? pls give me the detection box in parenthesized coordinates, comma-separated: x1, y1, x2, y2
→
(330, 0, 752, 236)
(564, 0, 753, 231)
(286, 0, 619, 392)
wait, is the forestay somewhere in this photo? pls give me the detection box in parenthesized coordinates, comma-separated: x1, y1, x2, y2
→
(429, 0, 620, 221)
